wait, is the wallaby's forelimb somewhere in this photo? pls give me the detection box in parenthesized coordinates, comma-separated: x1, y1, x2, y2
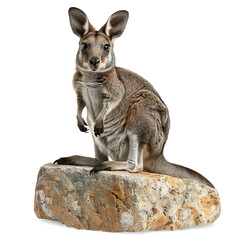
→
(94, 102, 109, 136)
(77, 96, 88, 133)
(73, 71, 88, 133)
(94, 75, 125, 137)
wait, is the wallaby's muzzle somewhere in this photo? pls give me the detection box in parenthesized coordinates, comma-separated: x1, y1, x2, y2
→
(89, 57, 101, 71)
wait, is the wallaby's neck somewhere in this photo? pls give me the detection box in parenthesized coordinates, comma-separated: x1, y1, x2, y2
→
(79, 67, 117, 81)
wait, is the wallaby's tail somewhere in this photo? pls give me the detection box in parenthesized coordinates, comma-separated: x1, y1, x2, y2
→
(154, 155, 215, 188)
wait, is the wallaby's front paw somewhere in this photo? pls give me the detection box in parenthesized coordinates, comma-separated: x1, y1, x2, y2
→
(77, 121, 89, 133)
(94, 120, 104, 136)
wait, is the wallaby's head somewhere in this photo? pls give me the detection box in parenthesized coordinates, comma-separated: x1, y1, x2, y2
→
(69, 8, 129, 72)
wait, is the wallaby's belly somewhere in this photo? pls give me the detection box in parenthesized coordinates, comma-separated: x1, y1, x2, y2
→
(89, 112, 129, 161)
(90, 113, 129, 161)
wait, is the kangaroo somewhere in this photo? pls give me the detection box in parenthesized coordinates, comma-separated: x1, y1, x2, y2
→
(54, 7, 214, 188)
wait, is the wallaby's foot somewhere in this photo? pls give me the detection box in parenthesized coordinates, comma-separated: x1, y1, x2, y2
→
(94, 120, 104, 136)
(54, 157, 74, 165)
(90, 161, 112, 174)
(90, 161, 140, 174)
(54, 155, 100, 167)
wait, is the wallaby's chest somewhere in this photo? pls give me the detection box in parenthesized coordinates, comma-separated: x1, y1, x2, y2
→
(81, 76, 103, 119)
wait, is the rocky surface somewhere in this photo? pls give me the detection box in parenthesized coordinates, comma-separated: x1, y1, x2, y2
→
(34, 164, 220, 231)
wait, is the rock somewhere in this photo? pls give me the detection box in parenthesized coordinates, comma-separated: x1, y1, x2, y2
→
(34, 164, 220, 232)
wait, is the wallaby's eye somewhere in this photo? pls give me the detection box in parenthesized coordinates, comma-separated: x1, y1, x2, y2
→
(81, 42, 88, 50)
(104, 44, 110, 52)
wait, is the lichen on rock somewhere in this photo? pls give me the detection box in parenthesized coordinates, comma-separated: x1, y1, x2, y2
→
(34, 164, 220, 232)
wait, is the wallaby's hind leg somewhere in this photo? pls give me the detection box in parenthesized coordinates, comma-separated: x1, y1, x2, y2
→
(90, 133, 142, 173)
(127, 133, 144, 171)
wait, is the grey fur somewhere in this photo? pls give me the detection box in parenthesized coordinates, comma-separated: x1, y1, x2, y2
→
(54, 8, 214, 188)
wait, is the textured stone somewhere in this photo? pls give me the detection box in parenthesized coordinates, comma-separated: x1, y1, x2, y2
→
(34, 164, 220, 231)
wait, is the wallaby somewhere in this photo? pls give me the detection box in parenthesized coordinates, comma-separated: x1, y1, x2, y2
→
(54, 7, 214, 188)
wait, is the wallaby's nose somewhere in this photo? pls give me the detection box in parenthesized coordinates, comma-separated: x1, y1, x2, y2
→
(89, 57, 100, 67)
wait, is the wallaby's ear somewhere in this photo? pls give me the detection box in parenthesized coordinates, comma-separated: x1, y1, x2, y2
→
(68, 7, 94, 38)
(100, 10, 129, 40)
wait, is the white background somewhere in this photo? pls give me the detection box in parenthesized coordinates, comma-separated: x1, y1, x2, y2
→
(0, 0, 239, 239)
